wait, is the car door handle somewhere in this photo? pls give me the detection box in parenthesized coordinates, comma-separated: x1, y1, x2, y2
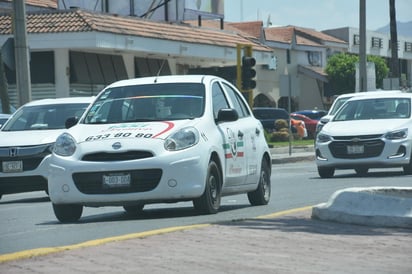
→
(255, 128, 261, 135)
(238, 130, 244, 138)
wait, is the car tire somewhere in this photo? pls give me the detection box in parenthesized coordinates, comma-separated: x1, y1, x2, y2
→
(52, 203, 83, 223)
(248, 158, 271, 205)
(355, 167, 369, 176)
(318, 166, 335, 178)
(403, 154, 412, 175)
(123, 204, 145, 215)
(193, 160, 221, 214)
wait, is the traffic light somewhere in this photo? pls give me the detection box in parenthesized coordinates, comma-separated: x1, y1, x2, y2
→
(241, 55, 256, 90)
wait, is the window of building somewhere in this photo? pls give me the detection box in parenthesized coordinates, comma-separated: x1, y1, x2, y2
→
(308, 51, 322, 66)
(404, 42, 412, 52)
(5, 51, 55, 84)
(70, 51, 128, 85)
(353, 34, 360, 45)
(135, 57, 171, 77)
(371, 37, 383, 48)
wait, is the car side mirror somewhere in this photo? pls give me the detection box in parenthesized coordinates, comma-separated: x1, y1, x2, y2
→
(320, 117, 330, 123)
(65, 117, 79, 129)
(216, 108, 238, 123)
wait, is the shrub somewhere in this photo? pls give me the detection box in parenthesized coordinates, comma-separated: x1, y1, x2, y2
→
(275, 119, 288, 130)
(270, 131, 289, 142)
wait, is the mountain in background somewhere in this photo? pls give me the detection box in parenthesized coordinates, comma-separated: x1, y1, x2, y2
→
(375, 21, 412, 37)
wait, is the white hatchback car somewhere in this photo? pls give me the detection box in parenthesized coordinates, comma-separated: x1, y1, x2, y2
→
(316, 92, 412, 178)
(0, 97, 93, 199)
(48, 75, 272, 222)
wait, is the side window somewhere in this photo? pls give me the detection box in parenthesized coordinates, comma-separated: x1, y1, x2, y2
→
(221, 83, 250, 118)
(212, 82, 230, 119)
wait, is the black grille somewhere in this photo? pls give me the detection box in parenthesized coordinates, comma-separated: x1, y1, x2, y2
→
(0, 144, 52, 172)
(82, 151, 153, 162)
(331, 134, 383, 140)
(329, 140, 384, 159)
(72, 169, 162, 194)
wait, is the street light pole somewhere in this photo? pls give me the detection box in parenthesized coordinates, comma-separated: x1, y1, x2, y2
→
(359, 0, 367, 92)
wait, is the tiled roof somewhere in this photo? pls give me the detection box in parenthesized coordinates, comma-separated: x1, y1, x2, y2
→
(264, 25, 347, 46)
(184, 20, 262, 40)
(2, 0, 57, 9)
(0, 9, 271, 52)
(227, 21, 263, 39)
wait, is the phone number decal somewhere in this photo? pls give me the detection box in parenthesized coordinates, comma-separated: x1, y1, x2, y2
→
(85, 132, 153, 141)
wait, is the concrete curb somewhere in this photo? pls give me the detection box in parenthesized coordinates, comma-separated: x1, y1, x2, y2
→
(312, 187, 412, 228)
(270, 145, 315, 164)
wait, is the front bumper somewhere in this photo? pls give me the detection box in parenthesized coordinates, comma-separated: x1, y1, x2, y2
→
(48, 151, 208, 206)
(316, 137, 411, 169)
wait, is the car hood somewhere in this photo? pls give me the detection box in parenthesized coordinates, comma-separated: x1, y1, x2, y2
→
(0, 129, 65, 146)
(70, 120, 197, 144)
(321, 119, 411, 136)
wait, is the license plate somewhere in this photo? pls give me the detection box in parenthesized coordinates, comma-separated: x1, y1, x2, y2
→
(347, 145, 364, 154)
(2, 161, 23, 173)
(103, 173, 131, 188)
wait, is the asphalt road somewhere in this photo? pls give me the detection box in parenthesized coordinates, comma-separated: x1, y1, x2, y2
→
(1, 162, 411, 255)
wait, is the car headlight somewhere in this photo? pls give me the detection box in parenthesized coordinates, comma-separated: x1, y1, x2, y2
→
(164, 127, 199, 151)
(54, 133, 77, 156)
(384, 128, 408, 140)
(316, 133, 332, 143)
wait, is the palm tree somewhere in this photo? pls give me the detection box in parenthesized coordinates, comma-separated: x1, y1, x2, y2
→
(389, 0, 399, 79)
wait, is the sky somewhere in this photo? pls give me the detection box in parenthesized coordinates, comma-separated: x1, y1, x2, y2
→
(224, 0, 412, 31)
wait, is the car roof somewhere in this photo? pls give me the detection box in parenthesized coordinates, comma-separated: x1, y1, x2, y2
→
(20, 97, 95, 107)
(106, 75, 221, 88)
(334, 90, 403, 99)
(345, 91, 412, 102)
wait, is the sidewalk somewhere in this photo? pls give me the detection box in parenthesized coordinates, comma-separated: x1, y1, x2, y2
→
(1, 208, 411, 274)
(271, 144, 315, 164)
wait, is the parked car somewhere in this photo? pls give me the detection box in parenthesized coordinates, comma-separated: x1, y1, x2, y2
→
(292, 109, 326, 121)
(315, 92, 412, 178)
(48, 75, 272, 223)
(290, 113, 317, 138)
(0, 113, 11, 129)
(0, 97, 94, 200)
(253, 107, 289, 132)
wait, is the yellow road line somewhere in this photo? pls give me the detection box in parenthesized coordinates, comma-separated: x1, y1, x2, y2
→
(0, 206, 313, 263)
(256, 205, 314, 219)
(0, 224, 209, 263)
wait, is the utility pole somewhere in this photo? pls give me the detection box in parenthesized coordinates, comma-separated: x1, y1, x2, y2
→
(13, 0, 31, 105)
(359, 0, 367, 92)
(389, 0, 399, 80)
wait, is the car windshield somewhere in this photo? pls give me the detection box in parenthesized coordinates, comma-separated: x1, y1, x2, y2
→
(333, 98, 410, 122)
(2, 103, 90, 131)
(329, 97, 353, 116)
(83, 83, 205, 124)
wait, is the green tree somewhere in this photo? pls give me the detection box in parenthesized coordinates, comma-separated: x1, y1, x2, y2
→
(326, 53, 389, 95)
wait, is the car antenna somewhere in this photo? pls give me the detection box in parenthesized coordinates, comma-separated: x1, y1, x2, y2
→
(154, 59, 166, 83)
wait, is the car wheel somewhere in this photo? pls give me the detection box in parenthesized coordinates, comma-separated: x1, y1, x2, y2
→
(318, 166, 335, 178)
(403, 154, 412, 175)
(52, 203, 83, 223)
(248, 158, 271, 205)
(123, 204, 145, 215)
(193, 160, 221, 214)
(355, 167, 369, 176)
